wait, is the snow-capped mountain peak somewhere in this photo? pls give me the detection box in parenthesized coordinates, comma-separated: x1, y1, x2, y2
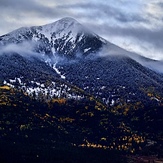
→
(38, 17, 84, 44)
(0, 17, 104, 58)
(42, 17, 83, 32)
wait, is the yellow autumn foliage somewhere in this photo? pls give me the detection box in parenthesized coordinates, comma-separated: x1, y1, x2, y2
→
(0, 85, 10, 90)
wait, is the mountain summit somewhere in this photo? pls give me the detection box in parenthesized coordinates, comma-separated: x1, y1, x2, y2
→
(0, 17, 105, 58)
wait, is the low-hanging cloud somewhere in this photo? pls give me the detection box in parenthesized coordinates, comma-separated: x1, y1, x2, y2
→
(0, 42, 37, 56)
(0, 41, 47, 62)
(96, 42, 163, 74)
(0, 41, 67, 66)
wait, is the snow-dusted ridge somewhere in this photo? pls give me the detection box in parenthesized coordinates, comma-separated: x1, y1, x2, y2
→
(39, 17, 84, 41)
(0, 17, 106, 61)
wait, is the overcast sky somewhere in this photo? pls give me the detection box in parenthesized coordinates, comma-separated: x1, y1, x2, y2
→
(0, 0, 163, 60)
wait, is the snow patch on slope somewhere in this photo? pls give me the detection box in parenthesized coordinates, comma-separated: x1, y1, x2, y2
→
(3, 77, 84, 100)
(53, 63, 66, 79)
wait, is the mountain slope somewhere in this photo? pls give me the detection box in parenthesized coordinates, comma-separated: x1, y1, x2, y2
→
(56, 55, 163, 107)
